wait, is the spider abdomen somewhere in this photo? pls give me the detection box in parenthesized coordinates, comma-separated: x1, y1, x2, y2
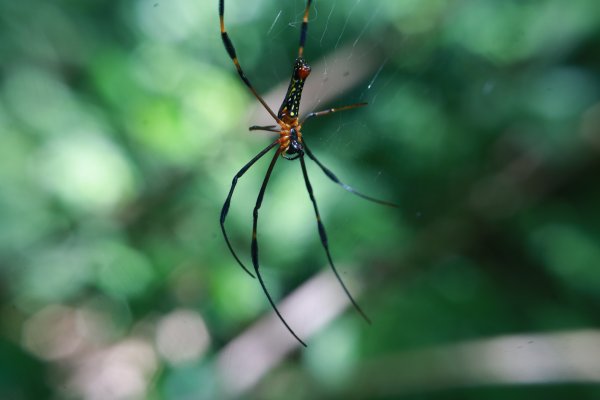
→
(278, 58, 311, 121)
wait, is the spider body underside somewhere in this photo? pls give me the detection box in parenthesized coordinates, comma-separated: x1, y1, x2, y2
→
(219, 0, 397, 347)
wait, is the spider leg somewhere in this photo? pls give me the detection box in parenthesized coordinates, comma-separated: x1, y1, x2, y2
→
(251, 148, 307, 347)
(303, 141, 399, 208)
(299, 155, 371, 324)
(249, 125, 279, 133)
(219, 0, 280, 122)
(221, 140, 279, 278)
(298, 0, 313, 58)
(301, 102, 368, 124)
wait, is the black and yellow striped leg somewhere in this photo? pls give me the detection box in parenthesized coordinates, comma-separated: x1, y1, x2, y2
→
(219, 0, 280, 122)
(298, 0, 313, 58)
(221, 140, 279, 278)
(303, 141, 398, 208)
(301, 102, 368, 125)
(251, 149, 307, 347)
(299, 154, 371, 324)
(249, 125, 279, 133)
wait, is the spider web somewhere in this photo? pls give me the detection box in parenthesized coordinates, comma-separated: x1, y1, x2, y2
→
(251, 0, 394, 120)
(245, 0, 402, 178)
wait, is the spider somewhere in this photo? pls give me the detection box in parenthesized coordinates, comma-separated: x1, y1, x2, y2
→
(219, 0, 397, 347)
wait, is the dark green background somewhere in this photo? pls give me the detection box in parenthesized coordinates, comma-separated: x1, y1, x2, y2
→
(1, 0, 600, 398)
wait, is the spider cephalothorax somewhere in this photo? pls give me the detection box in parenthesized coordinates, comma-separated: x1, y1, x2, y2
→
(280, 125, 303, 160)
